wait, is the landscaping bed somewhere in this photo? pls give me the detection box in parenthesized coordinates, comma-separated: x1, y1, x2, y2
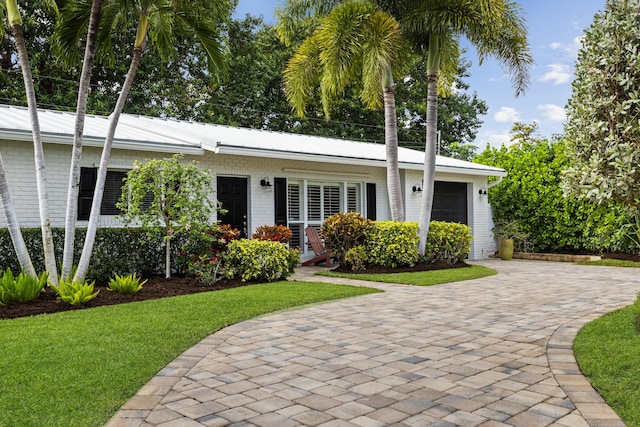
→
(0, 275, 256, 320)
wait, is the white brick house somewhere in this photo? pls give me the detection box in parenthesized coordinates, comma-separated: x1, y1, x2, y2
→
(0, 105, 505, 259)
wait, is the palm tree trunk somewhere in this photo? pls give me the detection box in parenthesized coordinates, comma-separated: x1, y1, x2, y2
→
(74, 47, 145, 284)
(0, 152, 37, 277)
(62, 0, 103, 280)
(418, 36, 442, 254)
(383, 82, 404, 222)
(165, 238, 171, 279)
(11, 19, 58, 285)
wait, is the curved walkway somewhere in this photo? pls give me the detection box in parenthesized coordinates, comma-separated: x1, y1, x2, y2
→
(108, 260, 640, 427)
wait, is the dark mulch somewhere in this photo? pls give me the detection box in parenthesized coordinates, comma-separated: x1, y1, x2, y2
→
(1, 261, 466, 320)
(0, 276, 255, 320)
(602, 253, 640, 262)
(331, 260, 469, 274)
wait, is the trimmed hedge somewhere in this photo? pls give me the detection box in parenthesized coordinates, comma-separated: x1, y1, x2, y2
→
(363, 221, 419, 268)
(0, 227, 177, 283)
(226, 239, 299, 282)
(424, 221, 473, 264)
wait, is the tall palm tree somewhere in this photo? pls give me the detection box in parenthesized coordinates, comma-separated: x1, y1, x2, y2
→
(0, 152, 37, 277)
(280, 0, 407, 221)
(2, 0, 59, 283)
(279, 0, 532, 253)
(390, 0, 532, 252)
(54, 0, 104, 281)
(56, 0, 234, 283)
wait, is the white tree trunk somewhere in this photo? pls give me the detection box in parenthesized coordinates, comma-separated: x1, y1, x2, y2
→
(62, 0, 103, 280)
(418, 70, 439, 254)
(12, 22, 58, 284)
(165, 238, 171, 279)
(74, 49, 143, 283)
(0, 152, 37, 277)
(383, 85, 404, 222)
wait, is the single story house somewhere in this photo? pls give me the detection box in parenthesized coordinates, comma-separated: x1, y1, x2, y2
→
(0, 104, 505, 259)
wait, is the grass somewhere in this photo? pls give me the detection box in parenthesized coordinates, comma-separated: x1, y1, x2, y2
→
(0, 281, 379, 427)
(574, 303, 640, 426)
(579, 259, 640, 268)
(320, 264, 497, 286)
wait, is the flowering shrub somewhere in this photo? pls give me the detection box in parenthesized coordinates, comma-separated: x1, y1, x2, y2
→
(252, 225, 292, 243)
(176, 224, 241, 273)
(187, 252, 233, 286)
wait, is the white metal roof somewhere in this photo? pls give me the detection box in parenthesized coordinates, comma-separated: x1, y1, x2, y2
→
(0, 104, 506, 177)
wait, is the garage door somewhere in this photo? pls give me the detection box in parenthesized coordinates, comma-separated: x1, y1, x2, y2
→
(432, 181, 467, 224)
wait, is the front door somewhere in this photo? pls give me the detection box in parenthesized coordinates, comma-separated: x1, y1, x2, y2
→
(217, 177, 248, 237)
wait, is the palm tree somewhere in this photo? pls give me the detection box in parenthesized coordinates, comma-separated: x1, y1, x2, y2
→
(2, 0, 59, 283)
(56, 0, 234, 283)
(279, 0, 532, 253)
(390, 0, 532, 252)
(54, 0, 104, 281)
(0, 153, 37, 277)
(279, 0, 407, 221)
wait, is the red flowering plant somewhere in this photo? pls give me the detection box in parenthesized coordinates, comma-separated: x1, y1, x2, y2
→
(176, 223, 242, 279)
(251, 225, 292, 243)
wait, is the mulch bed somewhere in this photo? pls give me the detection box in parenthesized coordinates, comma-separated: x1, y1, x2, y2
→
(1, 261, 466, 320)
(0, 276, 255, 320)
(331, 260, 469, 274)
(602, 253, 640, 262)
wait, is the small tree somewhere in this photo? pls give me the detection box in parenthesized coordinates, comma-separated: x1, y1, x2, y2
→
(563, 0, 640, 212)
(117, 154, 217, 278)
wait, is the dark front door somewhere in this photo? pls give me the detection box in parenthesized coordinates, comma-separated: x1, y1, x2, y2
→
(217, 177, 248, 237)
(432, 181, 468, 224)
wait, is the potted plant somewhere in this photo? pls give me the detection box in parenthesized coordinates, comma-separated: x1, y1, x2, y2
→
(492, 220, 525, 260)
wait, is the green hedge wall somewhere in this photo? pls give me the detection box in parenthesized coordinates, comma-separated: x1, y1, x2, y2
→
(0, 228, 180, 283)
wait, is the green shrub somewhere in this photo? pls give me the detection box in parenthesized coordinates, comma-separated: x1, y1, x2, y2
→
(175, 224, 241, 274)
(425, 221, 473, 265)
(321, 212, 373, 267)
(252, 225, 292, 243)
(51, 279, 99, 305)
(187, 252, 233, 286)
(344, 246, 369, 272)
(364, 221, 419, 268)
(226, 239, 299, 282)
(107, 273, 148, 294)
(0, 269, 47, 306)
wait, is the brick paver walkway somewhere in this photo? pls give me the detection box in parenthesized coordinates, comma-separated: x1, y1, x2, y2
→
(108, 260, 640, 427)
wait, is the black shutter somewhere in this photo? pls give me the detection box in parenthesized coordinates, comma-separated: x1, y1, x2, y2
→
(101, 171, 127, 215)
(366, 183, 376, 220)
(78, 167, 97, 220)
(274, 177, 287, 226)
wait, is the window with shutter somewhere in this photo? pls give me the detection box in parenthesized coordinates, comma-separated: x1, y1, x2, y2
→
(307, 185, 321, 221)
(323, 185, 341, 218)
(347, 185, 359, 212)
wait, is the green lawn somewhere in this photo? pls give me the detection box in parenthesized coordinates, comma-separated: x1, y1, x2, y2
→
(579, 259, 640, 268)
(320, 264, 497, 286)
(574, 303, 640, 427)
(0, 281, 379, 427)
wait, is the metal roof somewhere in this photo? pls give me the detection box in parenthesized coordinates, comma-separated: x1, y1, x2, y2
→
(0, 104, 506, 177)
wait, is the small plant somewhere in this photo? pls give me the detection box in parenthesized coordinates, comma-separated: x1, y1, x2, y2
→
(252, 225, 292, 243)
(0, 269, 47, 306)
(226, 239, 299, 282)
(107, 273, 148, 294)
(345, 246, 368, 272)
(492, 219, 533, 252)
(51, 279, 99, 305)
(187, 252, 232, 286)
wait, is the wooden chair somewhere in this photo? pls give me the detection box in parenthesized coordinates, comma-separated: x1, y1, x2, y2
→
(302, 226, 331, 267)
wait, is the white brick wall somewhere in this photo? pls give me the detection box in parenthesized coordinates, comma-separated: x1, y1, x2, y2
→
(0, 140, 496, 259)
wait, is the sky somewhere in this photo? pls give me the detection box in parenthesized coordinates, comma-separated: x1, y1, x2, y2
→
(233, 1, 607, 148)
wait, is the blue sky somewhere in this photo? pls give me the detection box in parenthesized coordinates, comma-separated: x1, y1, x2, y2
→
(233, 1, 607, 147)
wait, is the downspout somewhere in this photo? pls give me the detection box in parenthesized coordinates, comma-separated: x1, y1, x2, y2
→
(487, 176, 503, 189)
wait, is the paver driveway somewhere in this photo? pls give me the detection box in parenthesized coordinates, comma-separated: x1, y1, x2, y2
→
(108, 260, 640, 427)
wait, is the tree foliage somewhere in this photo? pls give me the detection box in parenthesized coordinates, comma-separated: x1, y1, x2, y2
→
(563, 0, 640, 212)
(475, 124, 635, 253)
(117, 155, 218, 278)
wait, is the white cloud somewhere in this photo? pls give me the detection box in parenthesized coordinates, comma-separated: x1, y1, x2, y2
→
(538, 104, 567, 122)
(476, 129, 512, 148)
(538, 64, 572, 85)
(494, 107, 521, 123)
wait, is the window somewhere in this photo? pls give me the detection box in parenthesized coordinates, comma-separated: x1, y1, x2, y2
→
(78, 167, 126, 220)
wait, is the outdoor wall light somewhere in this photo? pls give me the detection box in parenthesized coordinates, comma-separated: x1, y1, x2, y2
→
(479, 187, 487, 195)
(412, 183, 423, 192)
(260, 177, 272, 187)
